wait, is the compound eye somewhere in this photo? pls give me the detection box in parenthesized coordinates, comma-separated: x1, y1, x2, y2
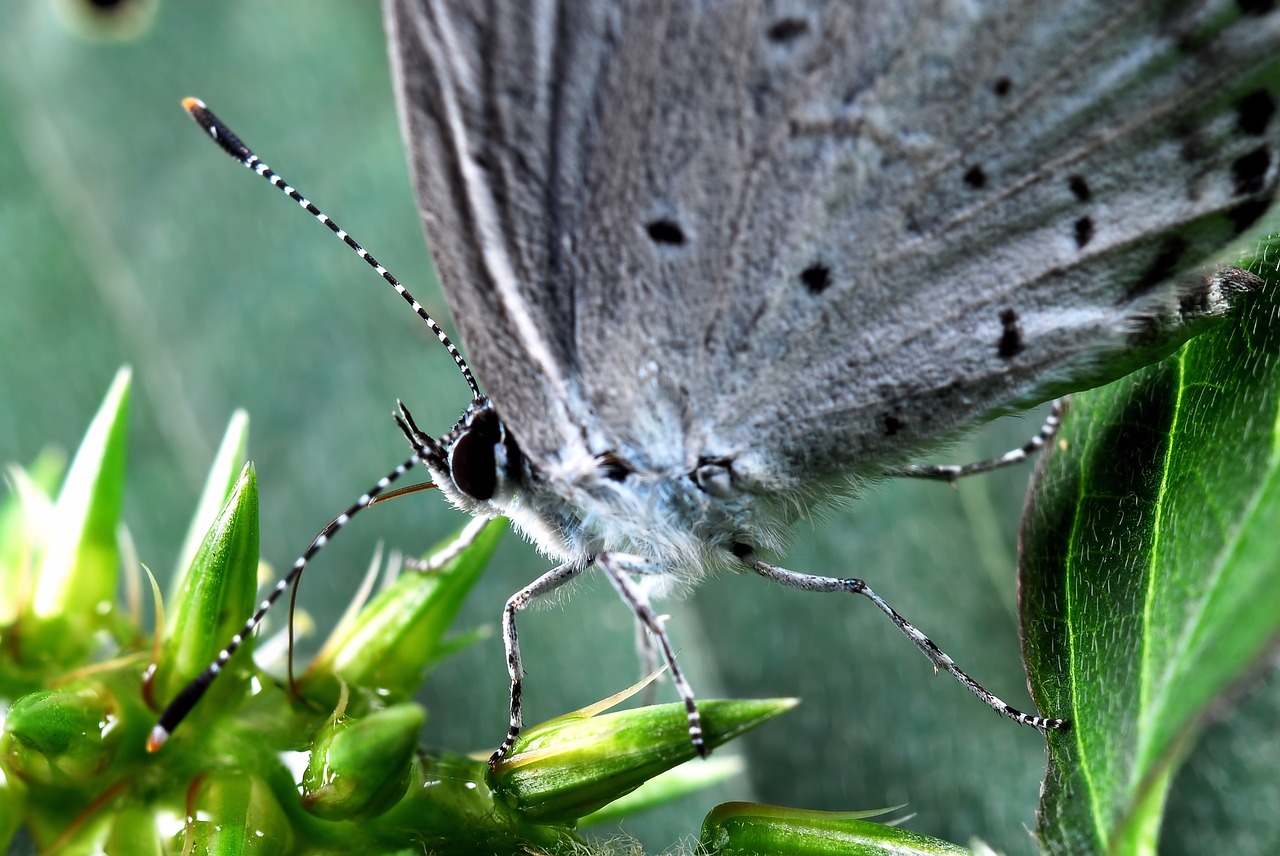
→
(449, 410, 501, 501)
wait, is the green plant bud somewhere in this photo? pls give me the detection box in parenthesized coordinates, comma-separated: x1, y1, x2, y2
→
(303, 520, 503, 706)
(698, 802, 971, 855)
(301, 703, 425, 821)
(171, 410, 248, 603)
(179, 771, 293, 855)
(153, 462, 259, 705)
(26, 368, 130, 658)
(5, 683, 124, 786)
(492, 697, 796, 823)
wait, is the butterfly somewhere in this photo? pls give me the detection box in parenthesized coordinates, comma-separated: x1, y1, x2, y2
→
(154, 1, 1280, 766)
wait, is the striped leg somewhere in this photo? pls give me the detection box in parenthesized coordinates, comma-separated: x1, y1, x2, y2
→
(490, 559, 592, 767)
(900, 398, 1068, 481)
(148, 455, 422, 751)
(634, 601, 662, 705)
(741, 551, 1068, 732)
(599, 554, 706, 758)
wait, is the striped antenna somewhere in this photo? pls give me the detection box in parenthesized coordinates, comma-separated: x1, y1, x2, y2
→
(180, 97, 480, 399)
(149, 101, 464, 750)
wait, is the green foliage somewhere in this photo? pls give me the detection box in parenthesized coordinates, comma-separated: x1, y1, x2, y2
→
(1021, 238, 1280, 855)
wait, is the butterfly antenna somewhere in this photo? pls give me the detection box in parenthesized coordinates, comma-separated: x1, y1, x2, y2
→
(180, 97, 481, 400)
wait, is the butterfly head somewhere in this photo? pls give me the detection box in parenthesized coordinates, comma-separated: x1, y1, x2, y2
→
(421, 396, 526, 514)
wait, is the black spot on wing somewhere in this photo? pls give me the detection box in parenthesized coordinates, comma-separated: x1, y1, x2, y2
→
(646, 219, 686, 245)
(883, 414, 904, 436)
(766, 17, 809, 43)
(1231, 147, 1271, 197)
(992, 77, 1012, 97)
(800, 263, 832, 294)
(1236, 89, 1277, 136)
(1068, 175, 1091, 202)
(1237, 0, 1276, 15)
(963, 165, 987, 189)
(1074, 216, 1095, 249)
(998, 309, 1024, 359)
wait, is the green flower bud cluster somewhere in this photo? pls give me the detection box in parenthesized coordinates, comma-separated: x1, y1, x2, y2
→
(7, 369, 924, 855)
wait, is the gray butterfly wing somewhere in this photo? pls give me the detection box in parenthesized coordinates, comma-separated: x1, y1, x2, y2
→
(386, 1, 1280, 491)
(385, 0, 618, 465)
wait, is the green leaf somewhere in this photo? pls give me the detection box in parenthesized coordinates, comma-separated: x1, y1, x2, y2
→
(1021, 239, 1280, 855)
(27, 367, 130, 652)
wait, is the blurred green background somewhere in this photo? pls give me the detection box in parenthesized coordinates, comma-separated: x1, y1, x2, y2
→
(0, 1, 1144, 852)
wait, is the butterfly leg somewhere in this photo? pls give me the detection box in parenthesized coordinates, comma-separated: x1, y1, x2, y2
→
(599, 554, 706, 757)
(401, 516, 490, 573)
(631, 610, 664, 708)
(490, 558, 592, 767)
(899, 397, 1068, 482)
(740, 550, 1067, 732)
(630, 575, 665, 704)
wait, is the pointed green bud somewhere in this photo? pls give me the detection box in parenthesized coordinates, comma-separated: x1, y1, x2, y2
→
(301, 703, 426, 821)
(180, 771, 293, 855)
(171, 410, 248, 603)
(304, 520, 503, 705)
(5, 683, 126, 786)
(699, 802, 970, 855)
(492, 696, 797, 822)
(0, 761, 27, 852)
(153, 462, 259, 705)
(28, 368, 130, 655)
